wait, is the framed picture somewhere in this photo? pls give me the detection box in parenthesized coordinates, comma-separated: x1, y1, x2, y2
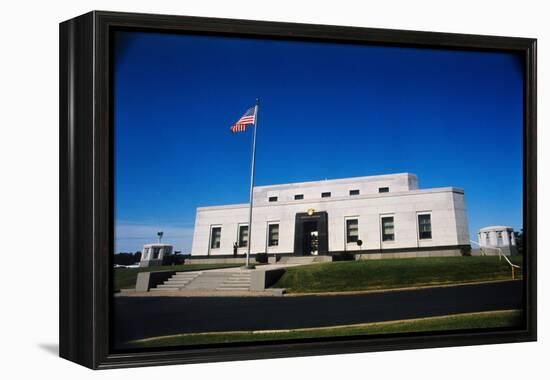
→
(59, 11, 537, 369)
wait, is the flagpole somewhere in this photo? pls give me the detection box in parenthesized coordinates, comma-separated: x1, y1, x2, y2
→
(245, 98, 259, 269)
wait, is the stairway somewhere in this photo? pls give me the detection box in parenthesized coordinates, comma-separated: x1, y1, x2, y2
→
(150, 270, 252, 292)
(216, 271, 252, 291)
(151, 271, 202, 292)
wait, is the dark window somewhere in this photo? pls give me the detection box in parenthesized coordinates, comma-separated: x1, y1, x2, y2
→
(294, 194, 304, 200)
(210, 227, 221, 249)
(268, 224, 279, 246)
(268, 196, 278, 202)
(349, 189, 360, 196)
(379, 187, 389, 193)
(418, 214, 432, 240)
(152, 247, 160, 259)
(238, 225, 249, 247)
(346, 219, 359, 243)
(321, 192, 331, 198)
(381, 216, 394, 241)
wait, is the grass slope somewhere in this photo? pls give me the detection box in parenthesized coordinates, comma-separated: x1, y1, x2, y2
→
(130, 310, 522, 348)
(114, 264, 241, 292)
(274, 256, 522, 294)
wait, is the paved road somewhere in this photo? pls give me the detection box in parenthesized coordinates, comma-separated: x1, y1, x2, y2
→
(113, 281, 522, 348)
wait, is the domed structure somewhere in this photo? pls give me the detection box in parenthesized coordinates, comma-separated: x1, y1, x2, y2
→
(478, 226, 517, 256)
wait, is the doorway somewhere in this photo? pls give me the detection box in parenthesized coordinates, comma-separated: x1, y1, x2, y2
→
(303, 221, 319, 255)
(294, 211, 328, 256)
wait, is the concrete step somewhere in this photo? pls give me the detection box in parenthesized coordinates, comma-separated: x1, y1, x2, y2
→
(152, 270, 254, 291)
(170, 274, 201, 279)
(157, 284, 189, 288)
(222, 281, 250, 283)
(151, 272, 202, 291)
(217, 280, 249, 284)
(159, 281, 193, 286)
(216, 272, 252, 291)
(164, 280, 198, 284)
(170, 276, 200, 280)
(216, 287, 250, 291)
(184, 272, 233, 290)
(218, 282, 250, 287)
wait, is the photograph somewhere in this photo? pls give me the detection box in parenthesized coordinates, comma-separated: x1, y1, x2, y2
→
(111, 28, 526, 351)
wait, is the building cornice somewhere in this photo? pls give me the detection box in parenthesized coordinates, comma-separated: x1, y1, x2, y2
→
(196, 187, 465, 212)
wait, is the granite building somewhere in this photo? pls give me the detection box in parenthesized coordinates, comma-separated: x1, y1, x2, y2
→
(190, 173, 470, 261)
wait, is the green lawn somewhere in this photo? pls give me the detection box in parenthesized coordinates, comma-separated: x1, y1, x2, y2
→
(114, 264, 242, 292)
(130, 310, 522, 348)
(273, 255, 523, 294)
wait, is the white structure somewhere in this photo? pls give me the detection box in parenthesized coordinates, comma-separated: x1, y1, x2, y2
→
(478, 226, 517, 256)
(139, 243, 173, 267)
(190, 173, 470, 261)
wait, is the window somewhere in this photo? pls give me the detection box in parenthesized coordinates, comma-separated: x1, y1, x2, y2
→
(143, 248, 150, 260)
(485, 232, 491, 245)
(346, 219, 359, 243)
(268, 224, 279, 246)
(294, 194, 304, 200)
(379, 187, 389, 193)
(418, 214, 432, 240)
(238, 225, 249, 248)
(268, 196, 278, 202)
(321, 192, 331, 198)
(349, 189, 360, 196)
(497, 231, 503, 246)
(381, 216, 394, 241)
(210, 226, 221, 249)
(152, 247, 160, 259)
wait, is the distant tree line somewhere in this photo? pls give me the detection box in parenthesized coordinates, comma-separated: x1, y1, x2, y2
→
(114, 251, 142, 265)
(114, 251, 189, 266)
(515, 229, 524, 255)
(162, 253, 188, 265)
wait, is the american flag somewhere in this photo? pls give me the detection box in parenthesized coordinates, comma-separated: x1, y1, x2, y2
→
(230, 106, 256, 133)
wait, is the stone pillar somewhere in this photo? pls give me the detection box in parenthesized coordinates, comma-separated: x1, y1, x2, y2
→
(502, 230, 510, 247)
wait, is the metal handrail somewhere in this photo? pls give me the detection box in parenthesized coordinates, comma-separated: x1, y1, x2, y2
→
(470, 240, 520, 279)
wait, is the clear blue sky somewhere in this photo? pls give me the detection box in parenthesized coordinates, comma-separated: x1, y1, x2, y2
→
(114, 31, 523, 253)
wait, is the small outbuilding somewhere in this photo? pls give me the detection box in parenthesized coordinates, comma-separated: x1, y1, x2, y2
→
(139, 244, 173, 267)
(478, 226, 517, 256)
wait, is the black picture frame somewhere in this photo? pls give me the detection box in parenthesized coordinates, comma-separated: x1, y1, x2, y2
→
(59, 10, 537, 369)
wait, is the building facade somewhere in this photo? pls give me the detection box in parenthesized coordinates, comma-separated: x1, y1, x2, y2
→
(190, 173, 470, 260)
(477, 226, 517, 256)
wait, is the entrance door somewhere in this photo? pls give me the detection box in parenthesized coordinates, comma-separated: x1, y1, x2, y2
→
(303, 221, 319, 256)
(294, 211, 328, 256)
